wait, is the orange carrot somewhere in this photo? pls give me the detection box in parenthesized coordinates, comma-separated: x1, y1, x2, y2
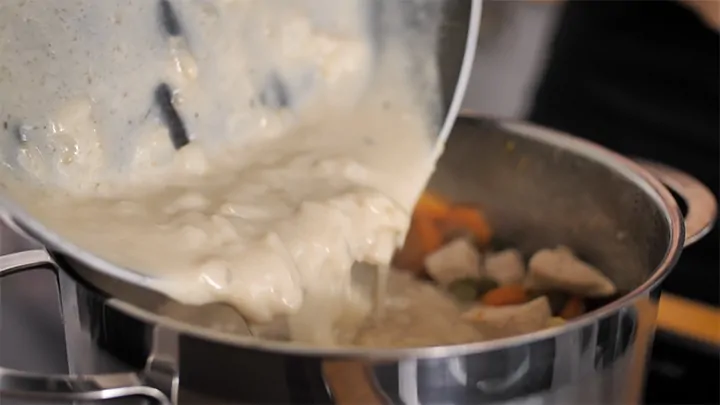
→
(394, 192, 493, 273)
(413, 192, 451, 220)
(560, 296, 586, 320)
(481, 285, 528, 306)
(392, 216, 443, 273)
(415, 217, 443, 256)
(438, 205, 493, 247)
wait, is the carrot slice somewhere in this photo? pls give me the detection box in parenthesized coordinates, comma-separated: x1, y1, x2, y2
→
(392, 216, 443, 273)
(560, 296, 586, 320)
(438, 205, 493, 247)
(415, 217, 443, 256)
(481, 285, 528, 306)
(413, 192, 451, 220)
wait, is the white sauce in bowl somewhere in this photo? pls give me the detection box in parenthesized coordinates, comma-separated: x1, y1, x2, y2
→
(0, 0, 454, 346)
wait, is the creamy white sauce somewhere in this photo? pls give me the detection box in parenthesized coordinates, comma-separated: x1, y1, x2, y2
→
(0, 0, 454, 346)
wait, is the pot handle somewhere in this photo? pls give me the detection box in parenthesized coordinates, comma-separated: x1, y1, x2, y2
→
(0, 250, 173, 405)
(635, 159, 718, 247)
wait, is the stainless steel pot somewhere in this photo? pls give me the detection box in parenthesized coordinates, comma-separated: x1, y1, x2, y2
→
(0, 116, 716, 404)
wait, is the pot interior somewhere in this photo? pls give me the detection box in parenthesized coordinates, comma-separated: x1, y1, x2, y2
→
(56, 117, 674, 348)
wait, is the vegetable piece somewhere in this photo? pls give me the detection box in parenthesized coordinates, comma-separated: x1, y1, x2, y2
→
(393, 217, 443, 273)
(525, 246, 617, 297)
(485, 249, 526, 286)
(424, 237, 482, 286)
(559, 296, 586, 320)
(448, 277, 500, 304)
(463, 296, 552, 335)
(447, 278, 481, 303)
(481, 285, 528, 306)
(413, 217, 444, 255)
(438, 205, 493, 247)
(414, 192, 451, 219)
(546, 317, 566, 328)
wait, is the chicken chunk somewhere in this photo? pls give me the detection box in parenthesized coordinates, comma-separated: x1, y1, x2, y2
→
(525, 246, 617, 297)
(485, 249, 526, 285)
(463, 296, 552, 336)
(424, 237, 482, 286)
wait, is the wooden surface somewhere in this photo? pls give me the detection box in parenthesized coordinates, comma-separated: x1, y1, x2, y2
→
(657, 293, 720, 345)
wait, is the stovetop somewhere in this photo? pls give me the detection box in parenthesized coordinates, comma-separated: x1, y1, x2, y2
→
(1, 227, 718, 405)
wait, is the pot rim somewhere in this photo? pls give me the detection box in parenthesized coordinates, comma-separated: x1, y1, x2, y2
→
(0, 115, 684, 360)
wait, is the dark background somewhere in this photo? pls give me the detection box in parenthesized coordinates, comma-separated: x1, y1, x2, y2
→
(528, 2, 719, 404)
(528, 0, 719, 307)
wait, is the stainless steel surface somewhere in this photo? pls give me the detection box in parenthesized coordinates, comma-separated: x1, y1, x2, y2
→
(0, 250, 655, 405)
(0, 117, 717, 404)
(633, 159, 717, 246)
(0, 228, 68, 405)
(0, 251, 170, 405)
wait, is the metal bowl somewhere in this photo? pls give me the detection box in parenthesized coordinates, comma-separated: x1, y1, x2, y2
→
(0, 0, 481, 297)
